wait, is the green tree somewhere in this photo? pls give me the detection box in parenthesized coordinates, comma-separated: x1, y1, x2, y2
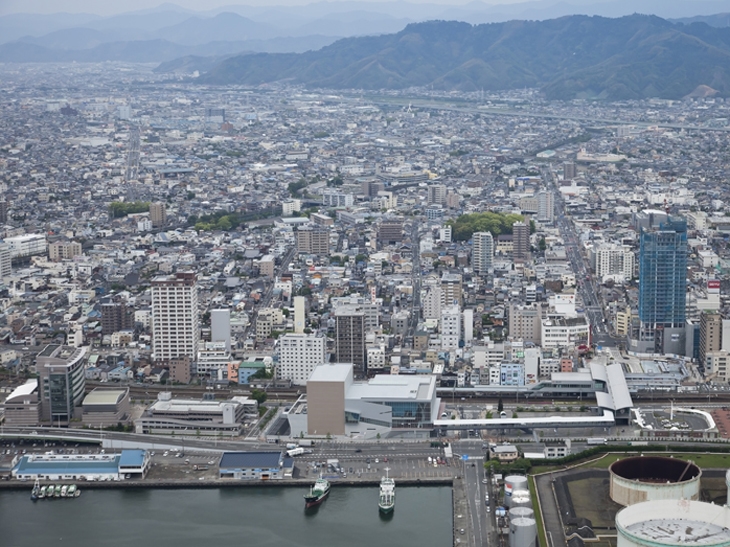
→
(251, 389, 268, 405)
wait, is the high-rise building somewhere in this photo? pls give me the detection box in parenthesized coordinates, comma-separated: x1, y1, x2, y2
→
(637, 217, 687, 355)
(101, 301, 133, 335)
(278, 333, 327, 385)
(0, 243, 11, 278)
(149, 202, 167, 228)
(699, 312, 723, 368)
(512, 221, 530, 261)
(0, 199, 8, 224)
(595, 244, 635, 283)
(427, 184, 447, 206)
(509, 303, 543, 344)
(37, 344, 87, 423)
(211, 309, 231, 352)
(440, 273, 463, 308)
(563, 162, 577, 181)
(537, 190, 554, 223)
(335, 305, 366, 375)
(295, 226, 329, 255)
(293, 296, 306, 334)
(441, 305, 461, 350)
(472, 232, 494, 276)
(421, 284, 442, 320)
(151, 272, 200, 363)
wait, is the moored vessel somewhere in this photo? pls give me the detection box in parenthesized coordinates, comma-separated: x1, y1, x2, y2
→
(378, 469, 395, 514)
(304, 476, 331, 509)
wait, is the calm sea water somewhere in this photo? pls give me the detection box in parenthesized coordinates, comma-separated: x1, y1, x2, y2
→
(0, 485, 453, 547)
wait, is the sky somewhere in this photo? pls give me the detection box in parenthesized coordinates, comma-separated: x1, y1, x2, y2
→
(0, 0, 532, 16)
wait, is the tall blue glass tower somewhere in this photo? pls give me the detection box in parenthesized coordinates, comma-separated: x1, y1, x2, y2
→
(638, 216, 687, 354)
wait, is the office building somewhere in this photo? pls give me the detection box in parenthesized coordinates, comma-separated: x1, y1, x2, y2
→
(563, 162, 577, 180)
(509, 303, 542, 344)
(472, 231, 494, 276)
(37, 344, 87, 423)
(378, 219, 404, 245)
(441, 305, 461, 350)
(1, 379, 41, 426)
(335, 306, 367, 375)
(295, 226, 329, 255)
(48, 240, 82, 262)
(322, 190, 353, 207)
(0, 199, 8, 224)
(637, 217, 687, 355)
(149, 202, 167, 228)
(151, 272, 200, 363)
(512, 221, 530, 261)
(5, 233, 47, 258)
(211, 309, 231, 352)
(278, 333, 327, 385)
(537, 190, 554, 223)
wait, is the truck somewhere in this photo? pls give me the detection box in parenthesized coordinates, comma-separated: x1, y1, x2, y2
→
(287, 448, 305, 457)
(285, 443, 299, 450)
(298, 439, 315, 447)
(586, 437, 607, 445)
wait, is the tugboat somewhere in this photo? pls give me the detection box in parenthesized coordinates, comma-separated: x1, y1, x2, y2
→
(304, 476, 331, 509)
(378, 468, 395, 514)
(31, 478, 41, 501)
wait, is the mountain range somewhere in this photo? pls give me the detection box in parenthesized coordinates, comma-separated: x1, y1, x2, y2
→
(4, 1, 730, 62)
(198, 14, 730, 101)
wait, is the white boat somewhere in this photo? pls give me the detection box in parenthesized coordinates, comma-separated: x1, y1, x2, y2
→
(60, 485, 68, 498)
(378, 468, 395, 514)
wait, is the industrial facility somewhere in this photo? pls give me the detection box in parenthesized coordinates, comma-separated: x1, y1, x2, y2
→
(609, 456, 701, 506)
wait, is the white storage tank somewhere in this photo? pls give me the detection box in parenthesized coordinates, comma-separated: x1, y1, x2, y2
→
(510, 490, 531, 509)
(510, 517, 537, 547)
(616, 499, 730, 547)
(505, 475, 529, 504)
(509, 506, 535, 520)
(609, 456, 701, 506)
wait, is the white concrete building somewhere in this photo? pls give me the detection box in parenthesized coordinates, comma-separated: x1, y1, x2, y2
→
(277, 333, 327, 385)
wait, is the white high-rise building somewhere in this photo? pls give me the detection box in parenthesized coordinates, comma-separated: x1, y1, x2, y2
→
(463, 309, 474, 345)
(152, 272, 200, 363)
(472, 232, 494, 275)
(441, 305, 461, 350)
(421, 285, 442, 320)
(278, 333, 327, 385)
(595, 244, 634, 283)
(0, 243, 11, 278)
(537, 190, 554, 223)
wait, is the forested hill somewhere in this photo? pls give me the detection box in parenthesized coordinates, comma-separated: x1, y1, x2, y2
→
(199, 14, 730, 100)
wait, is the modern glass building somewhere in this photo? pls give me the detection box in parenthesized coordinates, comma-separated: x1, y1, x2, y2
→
(37, 344, 87, 424)
(637, 217, 687, 354)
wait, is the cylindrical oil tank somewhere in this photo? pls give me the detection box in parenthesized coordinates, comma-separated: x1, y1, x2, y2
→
(510, 490, 531, 509)
(616, 500, 730, 547)
(509, 506, 535, 520)
(609, 456, 701, 506)
(510, 517, 537, 547)
(505, 475, 529, 504)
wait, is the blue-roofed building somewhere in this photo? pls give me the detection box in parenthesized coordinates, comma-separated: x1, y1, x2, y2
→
(13, 449, 149, 481)
(218, 451, 294, 480)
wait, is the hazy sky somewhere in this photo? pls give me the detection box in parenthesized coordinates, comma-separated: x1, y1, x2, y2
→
(0, 0, 531, 16)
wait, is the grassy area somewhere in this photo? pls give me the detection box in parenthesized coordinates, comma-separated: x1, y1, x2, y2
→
(536, 451, 730, 472)
(528, 476, 549, 547)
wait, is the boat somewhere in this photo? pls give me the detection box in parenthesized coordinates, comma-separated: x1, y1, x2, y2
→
(304, 476, 330, 509)
(60, 485, 68, 498)
(67, 484, 79, 498)
(378, 469, 395, 514)
(38, 485, 47, 499)
(54, 485, 62, 498)
(31, 478, 40, 501)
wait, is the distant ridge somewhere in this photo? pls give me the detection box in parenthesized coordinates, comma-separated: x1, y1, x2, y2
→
(199, 14, 730, 100)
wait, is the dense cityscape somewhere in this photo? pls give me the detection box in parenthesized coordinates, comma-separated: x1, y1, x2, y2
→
(4, 28, 730, 547)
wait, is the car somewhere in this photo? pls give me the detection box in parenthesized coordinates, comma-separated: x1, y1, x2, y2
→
(486, 506, 491, 513)
(355, 448, 362, 453)
(366, 458, 370, 464)
(207, 461, 215, 465)
(375, 459, 379, 464)
(482, 478, 488, 484)
(383, 457, 388, 463)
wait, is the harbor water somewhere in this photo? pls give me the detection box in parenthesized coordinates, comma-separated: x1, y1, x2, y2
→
(0, 485, 453, 547)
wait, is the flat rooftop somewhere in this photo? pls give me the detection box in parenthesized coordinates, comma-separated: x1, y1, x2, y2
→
(626, 520, 730, 545)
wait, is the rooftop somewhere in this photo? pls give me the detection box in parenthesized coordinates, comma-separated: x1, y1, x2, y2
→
(219, 451, 283, 469)
(309, 363, 352, 383)
(83, 388, 128, 407)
